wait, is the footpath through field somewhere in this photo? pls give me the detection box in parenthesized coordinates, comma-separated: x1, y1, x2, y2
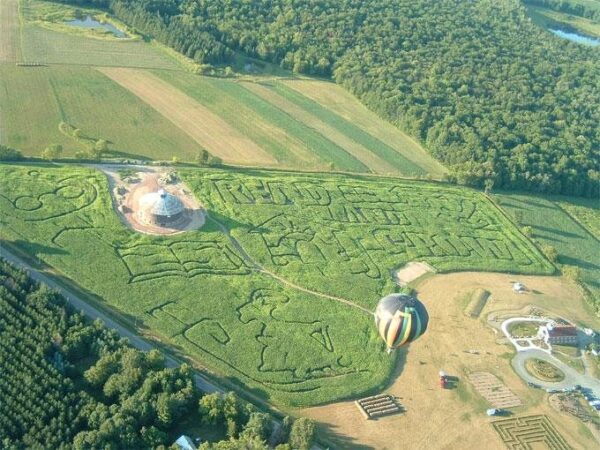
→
(208, 215, 373, 315)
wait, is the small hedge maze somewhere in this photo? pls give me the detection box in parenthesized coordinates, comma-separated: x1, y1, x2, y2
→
(0, 165, 553, 406)
(492, 415, 572, 450)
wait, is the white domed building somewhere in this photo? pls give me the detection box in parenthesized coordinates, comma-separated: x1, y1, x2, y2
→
(138, 189, 185, 226)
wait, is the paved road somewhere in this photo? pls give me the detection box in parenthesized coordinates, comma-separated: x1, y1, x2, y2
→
(0, 245, 222, 394)
(512, 349, 600, 396)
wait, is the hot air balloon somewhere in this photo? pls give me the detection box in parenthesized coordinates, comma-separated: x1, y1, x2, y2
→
(374, 293, 428, 352)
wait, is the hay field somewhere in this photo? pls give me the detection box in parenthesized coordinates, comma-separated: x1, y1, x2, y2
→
(152, 71, 359, 171)
(304, 271, 598, 450)
(282, 79, 447, 177)
(0, 0, 19, 63)
(0, 165, 553, 406)
(0, 65, 202, 158)
(99, 68, 277, 166)
(242, 82, 399, 174)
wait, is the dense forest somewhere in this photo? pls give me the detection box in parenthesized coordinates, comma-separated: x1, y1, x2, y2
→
(58, 0, 599, 196)
(0, 259, 314, 449)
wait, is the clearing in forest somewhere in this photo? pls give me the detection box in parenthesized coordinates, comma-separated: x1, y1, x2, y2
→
(0, 165, 554, 406)
(99, 68, 277, 166)
(0, 65, 202, 159)
(0, 0, 20, 63)
(282, 79, 447, 177)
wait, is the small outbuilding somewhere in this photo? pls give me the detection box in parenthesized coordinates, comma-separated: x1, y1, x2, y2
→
(139, 189, 185, 226)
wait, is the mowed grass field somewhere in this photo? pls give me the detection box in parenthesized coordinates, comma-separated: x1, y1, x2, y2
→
(0, 164, 554, 405)
(280, 79, 446, 177)
(119, 69, 442, 175)
(497, 193, 600, 303)
(19, 0, 181, 69)
(99, 68, 278, 166)
(0, 65, 202, 158)
(0, 0, 20, 63)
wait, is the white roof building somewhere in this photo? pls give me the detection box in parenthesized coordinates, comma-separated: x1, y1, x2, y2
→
(139, 189, 185, 225)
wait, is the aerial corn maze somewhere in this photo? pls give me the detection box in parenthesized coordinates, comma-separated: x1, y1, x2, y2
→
(0, 165, 553, 405)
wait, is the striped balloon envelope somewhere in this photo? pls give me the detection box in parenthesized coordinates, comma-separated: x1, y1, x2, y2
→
(374, 294, 428, 352)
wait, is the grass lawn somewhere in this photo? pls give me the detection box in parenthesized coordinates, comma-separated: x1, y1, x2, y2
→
(552, 351, 585, 374)
(496, 193, 600, 310)
(150, 71, 337, 170)
(508, 321, 539, 338)
(0, 164, 553, 406)
(0, 65, 202, 159)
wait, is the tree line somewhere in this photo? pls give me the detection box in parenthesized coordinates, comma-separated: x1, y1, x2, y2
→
(44, 1, 600, 196)
(0, 258, 315, 449)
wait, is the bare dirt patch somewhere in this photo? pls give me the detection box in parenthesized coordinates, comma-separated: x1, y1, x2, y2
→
(394, 261, 435, 286)
(301, 272, 595, 449)
(101, 166, 204, 235)
(0, 0, 19, 62)
(97, 68, 276, 166)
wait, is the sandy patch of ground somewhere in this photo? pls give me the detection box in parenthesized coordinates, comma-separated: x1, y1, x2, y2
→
(97, 68, 276, 166)
(301, 272, 597, 449)
(101, 166, 205, 235)
(0, 0, 19, 62)
(242, 82, 397, 174)
(395, 261, 435, 286)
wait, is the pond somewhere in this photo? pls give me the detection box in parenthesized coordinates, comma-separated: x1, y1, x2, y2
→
(65, 16, 127, 38)
(549, 29, 600, 47)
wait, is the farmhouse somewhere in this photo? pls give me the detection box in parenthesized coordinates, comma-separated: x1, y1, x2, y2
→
(538, 323, 578, 346)
(138, 189, 185, 226)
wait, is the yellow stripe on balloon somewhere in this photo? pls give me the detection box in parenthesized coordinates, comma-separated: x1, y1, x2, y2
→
(386, 311, 403, 348)
(379, 314, 390, 343)
(397, 311, 413, 346)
